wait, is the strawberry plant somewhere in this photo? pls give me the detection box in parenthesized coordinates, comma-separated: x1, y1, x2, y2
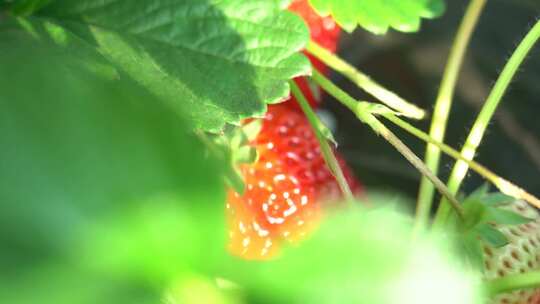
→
(0, 0, 539, 303)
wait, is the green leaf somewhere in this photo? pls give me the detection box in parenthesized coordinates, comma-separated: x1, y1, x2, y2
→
(458, 188, 529, 268)
(469, 183, 490, 199)
(462, 200, 487, 230)
(460, 232, 485, 271)
(7, 17, 120, 79)
(481, 193, 515, 206)
(308, 0, 445, 34)
(474, 224, 508, 248)
(484, 208, 532, 226)
(0, 30, 226, 302)
(461, 186, 532, 229)
(10, 0, 51, 15)
(22, 0, 310, 131)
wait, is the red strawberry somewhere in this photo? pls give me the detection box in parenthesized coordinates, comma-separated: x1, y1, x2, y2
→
(289, 0, 341, 73)
(226, 103, 361, 260)
(483, 200, 540, 304)
(287, 0, 341, 109)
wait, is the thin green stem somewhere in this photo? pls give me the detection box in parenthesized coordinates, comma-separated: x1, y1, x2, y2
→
(311, 70, 464, 218)
(485, 271, 540, 297)
(306, 41, 426, 120)
(415, 0, 487, 233)
(433, 20, 540, 229)
(383, 113, 540, 209)
(311, 69, 357, 110)
(290, 80, 354, 202)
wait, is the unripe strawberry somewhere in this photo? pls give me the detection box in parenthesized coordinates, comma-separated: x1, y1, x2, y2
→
(483, 200, 540, 304)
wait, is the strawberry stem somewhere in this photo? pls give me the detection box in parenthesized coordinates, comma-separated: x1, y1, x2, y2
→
(311, 70, 464, 219)
(306, 40, 426, 120)
(485, 271, 540, 298)
(382, 113, 540, 209)
(433, 20, 540, 230)
(289, 80, 355, 203)
(416, 0, 487, 234)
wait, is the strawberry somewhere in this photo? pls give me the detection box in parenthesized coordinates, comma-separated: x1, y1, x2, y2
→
(483, 200, 540, 304)
(287, 0, 341, 109)
(288, 0, 341, 73)
(226, 2, 350, 260)
(226, 103, 361, 260)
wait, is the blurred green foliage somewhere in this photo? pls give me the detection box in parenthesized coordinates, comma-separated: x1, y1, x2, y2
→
(0, 23, 225, 303)
(0, 3, 487, 304)
(0, 36, 482, 301)
(222, 205, 482, 304)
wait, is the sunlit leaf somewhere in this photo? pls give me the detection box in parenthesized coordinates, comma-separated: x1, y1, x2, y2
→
(308, 0, 445, 34)
(15, 0, 311, 131)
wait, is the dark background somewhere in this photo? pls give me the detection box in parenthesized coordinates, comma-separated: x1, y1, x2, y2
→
(329, 0, 540, 209)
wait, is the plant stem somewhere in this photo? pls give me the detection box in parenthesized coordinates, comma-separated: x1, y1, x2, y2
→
(485, 271, 540, 297)
(306, 41, 426, 120)
(383, 114, 540, 209)
(415, 0, 487, 233)
(311, 70, 464, 218)
(290, 80, 354, 202)
(433, 20, 540, 228)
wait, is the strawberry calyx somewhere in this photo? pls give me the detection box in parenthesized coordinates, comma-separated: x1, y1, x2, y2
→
(202, 120, 263, 194)
(483, 200, 540, 304)
(458, 185, 533, 269)
(453, 185, 540, 303)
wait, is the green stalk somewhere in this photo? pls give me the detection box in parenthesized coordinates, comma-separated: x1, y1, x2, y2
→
(433, 20, 540, 228)
(485, 271, 540, 297)
(290, 81, 354, 202)
(383, 113, 540, 209)
(415, 0, 487, 233)
(311, 70, 464, 218)
(306, 41, 426, 120)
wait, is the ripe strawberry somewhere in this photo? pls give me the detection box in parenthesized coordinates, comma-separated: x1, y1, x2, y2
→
(288, 0, 341, 73)
(483, 200, 540, 304)
(287, 0, 341, 109)
(227, 3, 349, 259)
(226, 103, 361, 260)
